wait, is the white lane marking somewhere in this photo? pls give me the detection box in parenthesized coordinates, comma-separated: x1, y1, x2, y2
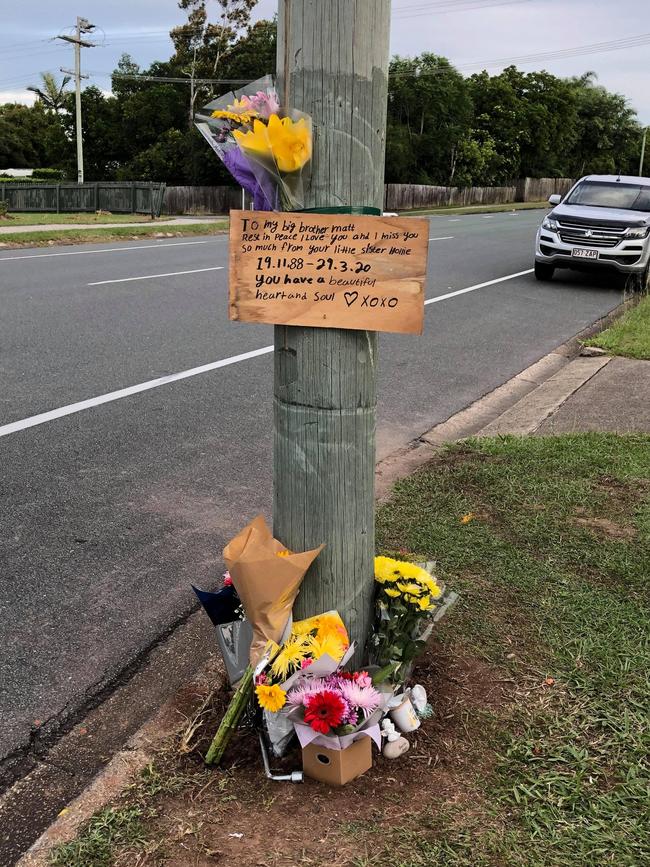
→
(0, 346, 274, 438)
(424, 269, 534, 306)
(0, 239, 219, 263)
(88, 266, 223, 286)
(448, 218, 461, 222)
(428, 236, 454, 241)
(0, 267, 534, 439)
(482, 215, 493, 219)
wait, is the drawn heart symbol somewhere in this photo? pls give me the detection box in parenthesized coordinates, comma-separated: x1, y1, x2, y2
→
(344, 291, 358, 307)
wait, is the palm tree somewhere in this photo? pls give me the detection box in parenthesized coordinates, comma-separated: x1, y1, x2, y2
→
(27, 72, 71, 114)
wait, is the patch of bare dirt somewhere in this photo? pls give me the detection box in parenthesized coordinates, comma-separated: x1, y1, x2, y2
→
(571, 515, 637, 540)
(112, 641, 516, 867)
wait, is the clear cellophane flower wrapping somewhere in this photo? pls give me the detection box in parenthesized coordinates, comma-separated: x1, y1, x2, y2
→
(194, 75, 312, 211)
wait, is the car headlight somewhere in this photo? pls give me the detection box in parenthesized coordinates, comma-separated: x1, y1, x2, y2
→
(625, 226, 650, 239)
(542, 217, 558, 232)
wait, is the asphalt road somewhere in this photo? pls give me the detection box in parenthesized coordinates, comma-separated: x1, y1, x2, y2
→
(0, 210, 623, 779)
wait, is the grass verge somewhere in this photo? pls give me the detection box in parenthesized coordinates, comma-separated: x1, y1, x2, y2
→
(401, 201, 548, 217)
(584, 294, 650, 359)
(49, 434, 649, 867)
(0, 212, 174, 227)
(0, 222, 229, 249)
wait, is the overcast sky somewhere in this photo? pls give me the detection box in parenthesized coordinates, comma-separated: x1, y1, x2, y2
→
(2, 0, 649, 124)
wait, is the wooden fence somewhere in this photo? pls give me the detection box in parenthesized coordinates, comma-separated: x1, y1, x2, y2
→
(384, 183, 516, 211)
(162, 185, 243, 215)
(0, 182, 166, 216)
(514, 177, 574, 202)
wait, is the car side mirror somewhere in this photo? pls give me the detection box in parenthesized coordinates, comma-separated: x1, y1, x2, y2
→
(548, 194, 561, 206)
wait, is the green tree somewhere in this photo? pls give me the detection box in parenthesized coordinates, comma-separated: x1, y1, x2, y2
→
(27, 72, 72, 114)
(386, 53, 472, 184)
(0, 102, 67, 169)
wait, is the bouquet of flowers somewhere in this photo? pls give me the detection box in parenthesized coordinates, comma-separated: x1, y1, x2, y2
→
(204, 515, 324, 765)
(287, 670, 384, 745)
(369, 557, 458, 685)
(195, 74, 312, 211)
(254, 611, 351, 756)
(192, 571, 251, 685)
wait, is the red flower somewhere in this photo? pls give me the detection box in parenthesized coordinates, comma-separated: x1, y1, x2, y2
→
(304, 690, 346, 734)
(223, 572, 233, 587)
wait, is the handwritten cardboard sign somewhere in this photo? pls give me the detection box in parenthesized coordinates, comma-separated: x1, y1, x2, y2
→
(229, 210, 428, 334)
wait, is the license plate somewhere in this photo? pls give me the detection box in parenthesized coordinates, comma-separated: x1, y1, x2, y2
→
(572, 248, 599, 260)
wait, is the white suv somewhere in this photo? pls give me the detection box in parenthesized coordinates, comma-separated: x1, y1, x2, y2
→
(534, 175, 650, 292)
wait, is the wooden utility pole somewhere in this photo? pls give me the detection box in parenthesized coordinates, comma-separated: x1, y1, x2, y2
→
(274, 0, 391, 663)
(640, 127, 647, 177)
(58, 17, 96, 184)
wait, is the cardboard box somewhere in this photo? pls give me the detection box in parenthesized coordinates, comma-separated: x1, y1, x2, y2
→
(302, 736, 372, 786)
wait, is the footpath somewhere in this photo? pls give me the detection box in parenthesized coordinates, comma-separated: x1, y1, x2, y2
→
(0, 216, 227, 235)
(5, 294, 649, 867)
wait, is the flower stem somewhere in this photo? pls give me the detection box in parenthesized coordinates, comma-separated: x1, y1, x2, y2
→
(205, 664, 254, 765)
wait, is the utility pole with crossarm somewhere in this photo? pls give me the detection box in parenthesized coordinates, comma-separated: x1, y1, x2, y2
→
(273, 0, 392, 664)
(58, 16, 96, 184)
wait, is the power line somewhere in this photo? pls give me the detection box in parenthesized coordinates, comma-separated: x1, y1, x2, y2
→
(393, 0, 530, 16)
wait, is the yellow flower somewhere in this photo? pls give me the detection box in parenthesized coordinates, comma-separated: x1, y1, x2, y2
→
(234, 114, 311, 173)
(290, 615, 319, 636)
(305, 632, 346, 662)
(210, 108, 256, 125)
(397, 582, 423, 596)
(315, 612, 349, 645)
(384, 587, 401, 598)
(396, 562, 431, 583)
(270, 636, 308, 679)
(460, 512, 475, 524)
(276, 549, 292, 557)
(255, 683, 286, 713)
(374, 556, 402, 584)
(417, 594, 435, 612)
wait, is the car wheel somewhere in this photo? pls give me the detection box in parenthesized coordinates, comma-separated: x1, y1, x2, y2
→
(534, 261, 555, 281)
(628, 265, 650, 294)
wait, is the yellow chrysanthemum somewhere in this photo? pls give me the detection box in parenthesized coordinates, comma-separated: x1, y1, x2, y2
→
(290, 615, 319, 636)
(305, 632, 346, 663)
(397, 581, 423, 596)
(383, 587, 401, 598)
(255, 683, 286, 713)
(374, 556, 402, 584)
(270, 636, 308, 679)
(276, 549, 292, 557)
(234, 114, 311, 173)
(416, 594, 436, 611)
(396, 562, 432, 583)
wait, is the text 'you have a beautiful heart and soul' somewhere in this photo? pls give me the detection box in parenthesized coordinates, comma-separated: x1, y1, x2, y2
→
(229, 211, 429, 334)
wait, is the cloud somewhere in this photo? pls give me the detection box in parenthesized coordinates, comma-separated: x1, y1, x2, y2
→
(0, 90, 36, 106)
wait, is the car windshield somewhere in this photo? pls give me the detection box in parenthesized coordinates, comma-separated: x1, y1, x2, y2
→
(565, 181, 650, 211)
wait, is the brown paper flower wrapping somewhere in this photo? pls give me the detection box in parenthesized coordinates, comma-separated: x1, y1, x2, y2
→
(223, 515, 324, 665)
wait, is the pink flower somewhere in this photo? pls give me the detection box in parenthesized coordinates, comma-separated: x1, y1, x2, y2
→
(300, 658, 313, 669)
(255, 673, 267, 685)
(339, 681, 381, 718)
(223, 571, 233, 587)
(286, 679, 320, 706)
(355, 671, 372, 689)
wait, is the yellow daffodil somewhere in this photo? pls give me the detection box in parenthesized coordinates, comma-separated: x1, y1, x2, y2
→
(270, 636, 308, 679)
(255, 683, 286, 713)
(234, 114, 311, 173)
(384, 587, 401, 598)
